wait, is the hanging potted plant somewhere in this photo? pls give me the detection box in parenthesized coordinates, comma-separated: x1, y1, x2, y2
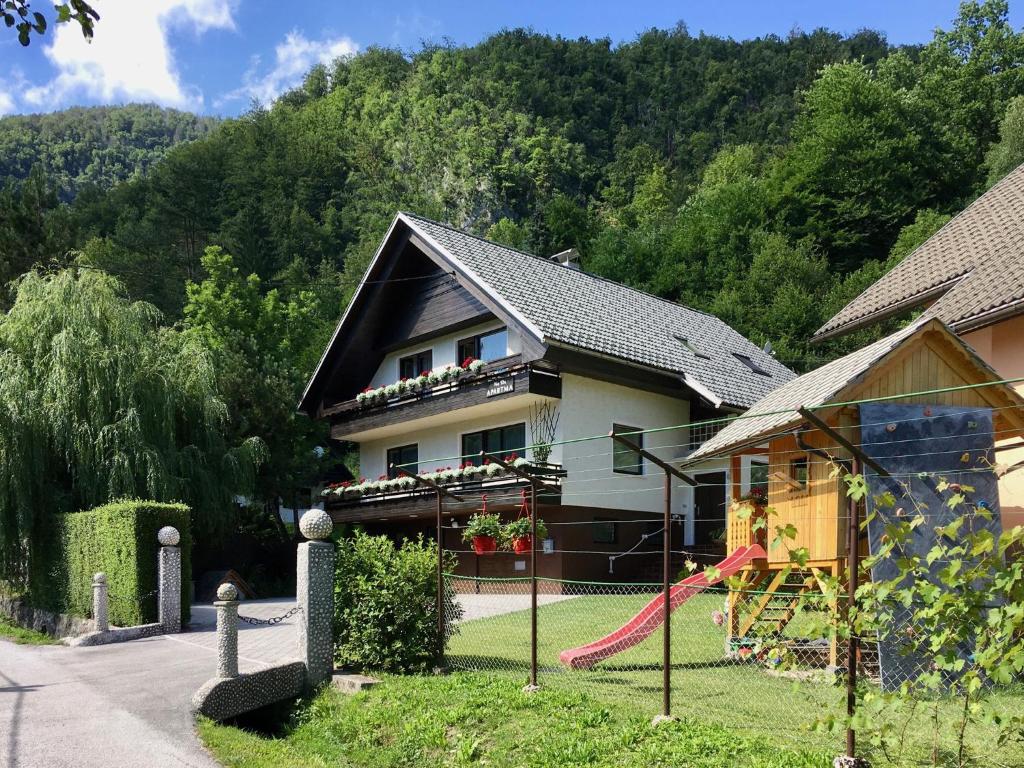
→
(502, 516, 548, 554)
(462, 512, 502, 555)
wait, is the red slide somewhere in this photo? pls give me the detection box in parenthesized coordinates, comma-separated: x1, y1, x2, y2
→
(559, 544, 767, 669)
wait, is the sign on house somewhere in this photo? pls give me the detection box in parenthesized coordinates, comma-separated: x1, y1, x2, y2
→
(486, 378, 514, 397)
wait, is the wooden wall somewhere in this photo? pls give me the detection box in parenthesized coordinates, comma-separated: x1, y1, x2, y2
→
(757, 328, 1024, 567)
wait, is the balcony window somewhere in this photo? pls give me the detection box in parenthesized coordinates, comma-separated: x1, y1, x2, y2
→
(457, 327, 508, 364)
(386, 444, 418, 479)
(399, 350, 432, 380)
(462, 422, 525, 466)
(612, 424, 643, 475)
(791, 456, 809, 487)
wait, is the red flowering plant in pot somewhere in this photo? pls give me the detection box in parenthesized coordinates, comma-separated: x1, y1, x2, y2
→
(502, 516, 548, 554)
(462, 511, 502, 555)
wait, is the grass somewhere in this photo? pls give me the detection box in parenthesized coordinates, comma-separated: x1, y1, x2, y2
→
(0, 615, 61, 645)
(444, 587, 1024, 767)
(198, 673, 831, 768)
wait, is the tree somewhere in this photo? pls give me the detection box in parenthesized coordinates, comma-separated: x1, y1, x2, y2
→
(984, 95, 1024, 186)
(183, 247, 341, 527)
(0, 267, 262, 588)
(3, 0, 98, 46)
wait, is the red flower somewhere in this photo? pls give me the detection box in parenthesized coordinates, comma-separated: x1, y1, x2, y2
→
(378, 474, 388, 481)
(420, 371, 430, 378)
(401, 377, 409, 382)
(461, 357, 477, 368)
(362, 386, 374, 393)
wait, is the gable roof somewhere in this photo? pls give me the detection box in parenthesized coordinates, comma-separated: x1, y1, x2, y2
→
(814, 163, 1024, 341)
(300, 212, 795, 413)
(683, 316, 1022, 463)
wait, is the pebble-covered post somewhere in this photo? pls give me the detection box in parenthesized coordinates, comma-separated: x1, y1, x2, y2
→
(296, 510, 335, 688)
(157, 525, 182, 633)
(215, 582, 240, 679)
(92, 572, 109, 632)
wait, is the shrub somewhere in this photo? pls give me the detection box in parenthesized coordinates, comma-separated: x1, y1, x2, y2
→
(333, 532, 460, 673)
(47, 499, 191, 626)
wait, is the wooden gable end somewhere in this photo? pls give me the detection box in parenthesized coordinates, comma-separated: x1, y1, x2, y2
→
(836, 324, 1024, 437)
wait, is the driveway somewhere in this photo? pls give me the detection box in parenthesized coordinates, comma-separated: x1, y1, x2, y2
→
(453, 593, 575, 622)
(0, 599, 298, 768)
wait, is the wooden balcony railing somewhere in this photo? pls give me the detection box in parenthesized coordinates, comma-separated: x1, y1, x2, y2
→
(726, 501, 767, 553)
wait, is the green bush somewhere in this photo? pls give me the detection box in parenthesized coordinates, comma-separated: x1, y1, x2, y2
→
(50, 500, 191, 626)
(333, 532, 460, 673)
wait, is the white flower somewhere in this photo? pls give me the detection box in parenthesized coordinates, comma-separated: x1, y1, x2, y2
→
(427, 370, 443, 385)
(484, 462, 504, 477)
(468, 359, 485, 373)
(513, 457, 529, 468)
(384, 383, 400, 398)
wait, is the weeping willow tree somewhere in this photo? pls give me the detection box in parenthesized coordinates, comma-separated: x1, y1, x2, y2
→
(0, 268, 263, 591)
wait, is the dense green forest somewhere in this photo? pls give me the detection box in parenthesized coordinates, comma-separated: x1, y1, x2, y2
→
(3, 0, 1024, 576)
(0, 104, 219, 198)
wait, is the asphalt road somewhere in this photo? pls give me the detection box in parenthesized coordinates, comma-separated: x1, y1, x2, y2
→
(0, 599, 300, 768)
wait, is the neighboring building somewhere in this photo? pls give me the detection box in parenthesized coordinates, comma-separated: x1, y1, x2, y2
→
(814, 163, 1024, 524)
(684, 317, 1024, 667)
(299, 212, 795, 581)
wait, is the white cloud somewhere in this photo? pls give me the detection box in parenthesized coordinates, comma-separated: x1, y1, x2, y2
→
(219, 30, 358, 106)
(22, 0, 236, 111)
(0, 91, 14, 116)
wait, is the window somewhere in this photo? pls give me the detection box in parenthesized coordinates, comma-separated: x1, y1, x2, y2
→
(732, 352, 769, 376)
(457, 327, 508, 364)
(689, 420, 725, 451)
(461, 422, 525, 466)
(790, 457, 809, 488)
(386, 444, 418, 479)
(612, 424, 643, 475)
(749, 461, 769, 496)
(399, 350, 432, 380)
(593, 519, 617, 544)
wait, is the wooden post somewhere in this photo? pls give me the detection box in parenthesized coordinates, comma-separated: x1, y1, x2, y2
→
(845, 456, 861, 760)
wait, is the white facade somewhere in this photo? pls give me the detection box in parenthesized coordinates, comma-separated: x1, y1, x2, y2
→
(368, 320, 519, 388)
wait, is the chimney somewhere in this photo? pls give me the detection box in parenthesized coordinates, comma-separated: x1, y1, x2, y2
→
(550, 248, 581, 271)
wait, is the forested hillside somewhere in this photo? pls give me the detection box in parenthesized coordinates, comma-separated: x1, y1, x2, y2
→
(2, 1, 1024, 565)
(0, 104, 219, 198)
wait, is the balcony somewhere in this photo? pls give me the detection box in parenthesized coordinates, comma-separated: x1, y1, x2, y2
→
(322, 462, 565, 523)
(323, 355, 562, 441)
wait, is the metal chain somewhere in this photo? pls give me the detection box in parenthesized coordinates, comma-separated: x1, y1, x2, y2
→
(237, 604, 302, 626)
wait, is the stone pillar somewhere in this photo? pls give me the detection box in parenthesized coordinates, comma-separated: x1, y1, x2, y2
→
(157, 526, 182, 632)
(92, 572, 109, 632)
(215, 583, 239, 679)
(296, 510, 335, 688)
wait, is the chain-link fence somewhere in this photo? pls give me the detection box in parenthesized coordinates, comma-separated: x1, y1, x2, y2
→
(441, 574, 1024, 767)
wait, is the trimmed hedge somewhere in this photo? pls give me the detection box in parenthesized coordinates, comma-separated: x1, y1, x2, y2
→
(333, 532, 461, 673)
(56, 500, 191, 626)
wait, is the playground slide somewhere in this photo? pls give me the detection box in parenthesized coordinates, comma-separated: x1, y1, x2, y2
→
(559, 544, 767, 669)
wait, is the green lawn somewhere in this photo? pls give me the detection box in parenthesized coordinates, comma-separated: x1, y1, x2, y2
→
(199, 673, 831, 768)
(445, 588, 1024, 767)
(0, 616, 61, 645)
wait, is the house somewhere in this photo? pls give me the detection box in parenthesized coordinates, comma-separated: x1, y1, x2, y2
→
(298, 212, 795, 582)
(814, 163, 1024, 524)
(682, 317, 1024, 668)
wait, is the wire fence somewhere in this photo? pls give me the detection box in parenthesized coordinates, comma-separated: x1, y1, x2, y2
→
(440, 571, 1024, 767)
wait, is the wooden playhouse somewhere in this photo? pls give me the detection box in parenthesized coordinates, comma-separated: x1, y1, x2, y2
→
(683, 317, 1024, 666)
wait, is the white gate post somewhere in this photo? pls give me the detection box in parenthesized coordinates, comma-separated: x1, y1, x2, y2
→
(92, 572, 109, 632)
(157, 526, 182, 632)
(296, 511, 335, 688)
(214, 583, 240, 679)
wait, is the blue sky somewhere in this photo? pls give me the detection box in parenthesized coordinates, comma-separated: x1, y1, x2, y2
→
(2, 0, 1015, 117)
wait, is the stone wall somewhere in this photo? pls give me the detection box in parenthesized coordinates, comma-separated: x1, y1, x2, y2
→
(0, 596, 93, 638)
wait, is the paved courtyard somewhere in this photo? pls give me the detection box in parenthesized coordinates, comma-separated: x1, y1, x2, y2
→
(453, 592, 575, 622)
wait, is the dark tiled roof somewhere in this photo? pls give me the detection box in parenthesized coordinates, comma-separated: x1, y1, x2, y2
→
(685, 317, 931, 462)
(815, 163, 1024, 339)
(403, 212, 796, 409)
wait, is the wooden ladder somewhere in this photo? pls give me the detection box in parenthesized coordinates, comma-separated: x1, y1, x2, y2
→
(738, 569, 817, 638)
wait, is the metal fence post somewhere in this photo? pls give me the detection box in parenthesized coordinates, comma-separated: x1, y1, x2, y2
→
(157, 525, 182, 632)
(92, 572, 108, 632)
(436, 489, 445, 664)
(662, 468, 672, 720)
(841, 457, 865, 767)
(525, 483, 540, 692)
(297, 510, 336, 688)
